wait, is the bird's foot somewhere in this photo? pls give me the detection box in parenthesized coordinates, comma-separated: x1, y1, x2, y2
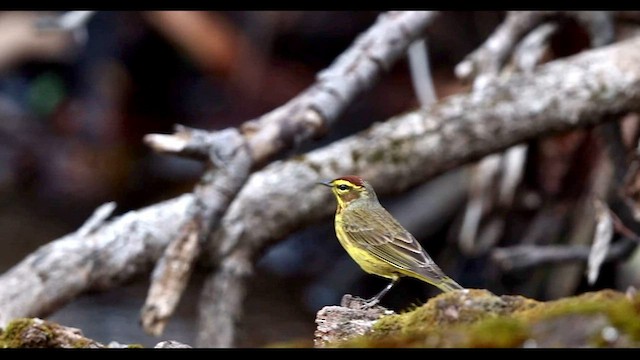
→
(361, 298, 380, 309)
(340, 294, 382, 310)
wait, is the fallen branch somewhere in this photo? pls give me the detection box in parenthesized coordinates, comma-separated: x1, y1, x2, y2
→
(0, 194, 194, 327)
(240, 11, 440, 163)
(492, 238, 637, 272)
(140, 128, 251, 336)
(455, 11, 614, 85)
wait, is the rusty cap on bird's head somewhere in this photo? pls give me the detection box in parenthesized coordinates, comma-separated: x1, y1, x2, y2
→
(316, 175, 366, 188)
(333, 175, 365, 187)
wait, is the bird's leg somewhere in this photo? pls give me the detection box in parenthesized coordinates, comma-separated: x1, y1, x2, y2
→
(362, 277, 399, 309)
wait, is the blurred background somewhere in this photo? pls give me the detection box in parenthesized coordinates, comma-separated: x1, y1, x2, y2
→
(0, 11, 636, 347)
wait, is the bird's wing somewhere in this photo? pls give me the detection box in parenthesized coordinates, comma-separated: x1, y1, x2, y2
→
(341, 206, 435, 271)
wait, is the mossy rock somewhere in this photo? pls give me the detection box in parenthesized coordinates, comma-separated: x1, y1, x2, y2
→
(0, 318, 103, 348)
(328, 288, 640, 348)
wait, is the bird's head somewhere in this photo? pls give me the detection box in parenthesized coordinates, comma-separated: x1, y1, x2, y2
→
(318, 175, 377, 210)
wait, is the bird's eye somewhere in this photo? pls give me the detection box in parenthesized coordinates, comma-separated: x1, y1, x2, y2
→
(337, 184, 350, 191)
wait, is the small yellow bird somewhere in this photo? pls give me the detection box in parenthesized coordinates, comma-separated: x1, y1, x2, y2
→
(319, 175, 463, 307)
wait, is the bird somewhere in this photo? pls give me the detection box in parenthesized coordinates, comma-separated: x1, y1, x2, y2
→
(318, 175, 463, 307)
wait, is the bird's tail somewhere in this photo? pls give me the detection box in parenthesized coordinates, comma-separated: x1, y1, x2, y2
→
(434, 276, 464, 293)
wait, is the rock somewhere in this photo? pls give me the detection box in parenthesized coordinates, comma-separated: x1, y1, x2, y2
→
(314, 294, 395, 347)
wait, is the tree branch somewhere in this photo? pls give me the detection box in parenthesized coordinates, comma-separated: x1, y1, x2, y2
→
(140, 128, 251, 336)
(0, 194, 194, 326)
(492, 238, 637, 272)
(239, 11, 439, 164)
(455, 11, 614, 85)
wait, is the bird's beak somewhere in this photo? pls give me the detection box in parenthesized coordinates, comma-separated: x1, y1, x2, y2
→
(316, 180, 332, 187)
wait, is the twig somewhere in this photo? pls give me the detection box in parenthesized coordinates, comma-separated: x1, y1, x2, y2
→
(587, 199, 614, 285)
(458, 21, 555, 255)
(35, 11, 96, 32)
(75, 201, 116, 238)
(455, 11, 558, 83)
(492, 238, 636, 272)
(0, 194, 194, 326)
(407, 37, 437, 107)
(455, 11, 614, 86)
(512, 23, 558, 73)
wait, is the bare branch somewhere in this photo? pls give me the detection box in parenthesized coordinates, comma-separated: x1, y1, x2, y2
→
(455, 11, 615, 86)
(0, 194, 194, 326)
(407, 37, 437, 107)
(35, 11, 96, 32)
(141, 128, 251, 336)
(587, 199, 614, 285)
(458, 21, 555, 255)
(241, 11, 439, 163)
(75, 201, 116, 237)
(512, 23, 558, 73)
(196, 248, 252, 347)
(455, 11, 558, 82)
(142, 11, 438, 333)
(492, 238, 636, 272)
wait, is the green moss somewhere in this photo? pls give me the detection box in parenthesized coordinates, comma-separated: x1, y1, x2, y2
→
(0, 318, 44, 348)
(334, 289, 640, 348)
(0, 318, 104, 348)
(512, 290, 640, 342)
(463, 317, 528, 348)
(71, 339, 91, 348)
(126, 344, 145, 348)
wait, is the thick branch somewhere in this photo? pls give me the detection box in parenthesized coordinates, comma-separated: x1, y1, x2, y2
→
(145, 12, 438, 165)
(240, 11, 438, 163)
(455, 11, 614, 83)
(141, 128, 251, 336)
(196, 247, 252, 347)
(0, 194, 194, 327)
(200, 37, 640, 346)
